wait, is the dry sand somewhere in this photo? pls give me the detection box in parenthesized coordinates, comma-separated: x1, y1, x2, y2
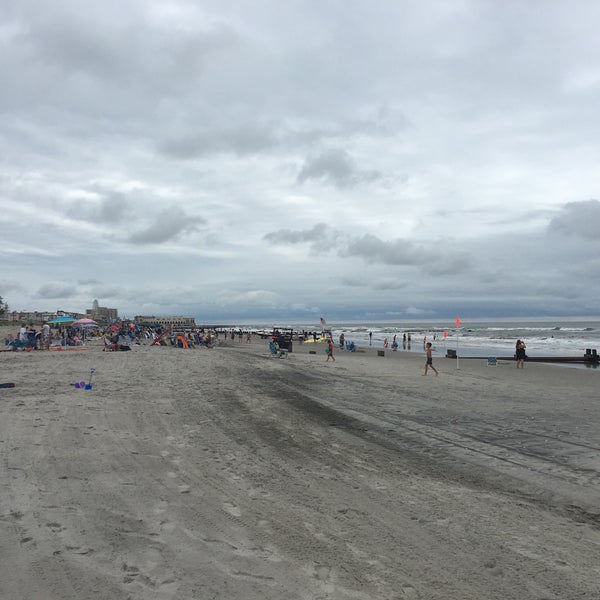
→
(1, 328, 599, 599)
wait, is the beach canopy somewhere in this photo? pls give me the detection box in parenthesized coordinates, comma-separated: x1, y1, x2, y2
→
(48, 316, 77, 324)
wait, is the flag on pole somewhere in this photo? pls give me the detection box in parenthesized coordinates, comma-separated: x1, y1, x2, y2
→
(320, 317, 327, 325)
(455, 316, 461, 327)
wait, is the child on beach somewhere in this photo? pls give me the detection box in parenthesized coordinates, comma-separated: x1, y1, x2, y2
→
(326, 338, 335, 362)
(423, 342, 439, 376)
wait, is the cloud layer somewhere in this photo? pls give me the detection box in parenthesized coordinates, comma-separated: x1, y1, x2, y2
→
(1, 1, 600, 322)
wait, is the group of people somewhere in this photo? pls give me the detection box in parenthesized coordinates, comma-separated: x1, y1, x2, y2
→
(382, 333, 413, 351)
(326, 333, 528, 375)
(4, 322, 55, 351)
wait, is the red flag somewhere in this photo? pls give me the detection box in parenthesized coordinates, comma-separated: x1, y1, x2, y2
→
(320, 317, 327, 325)
(455, 316, 461, 327)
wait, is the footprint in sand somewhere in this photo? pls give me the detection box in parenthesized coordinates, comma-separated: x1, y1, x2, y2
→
(307, 562, 336, 586)
(401, 583, 419, 598)
(223, 502, 242, 517)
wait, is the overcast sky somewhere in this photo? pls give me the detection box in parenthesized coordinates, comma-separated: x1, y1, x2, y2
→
(2, 0, 600, 323)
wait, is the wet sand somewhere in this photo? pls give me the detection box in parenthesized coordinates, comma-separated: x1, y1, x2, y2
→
(1, 330, 599, 599)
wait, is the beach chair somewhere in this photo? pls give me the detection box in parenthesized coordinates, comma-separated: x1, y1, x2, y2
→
(151, 331, 166, 346)
(269, 341, 287, 358)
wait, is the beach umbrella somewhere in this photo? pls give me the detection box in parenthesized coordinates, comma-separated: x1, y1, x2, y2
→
(71, 318, 99, 342)
(48, 316, 77, 324)
(72, 318, 98, 326)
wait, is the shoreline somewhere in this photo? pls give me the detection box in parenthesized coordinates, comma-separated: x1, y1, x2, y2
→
(3, 322, 598, 371)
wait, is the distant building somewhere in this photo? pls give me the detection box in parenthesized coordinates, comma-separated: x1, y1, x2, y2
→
(134, 315, 196, 328)
(86, 299, 118, 323)
(7, 308, 88, 323)
(8, 310, 56, 323)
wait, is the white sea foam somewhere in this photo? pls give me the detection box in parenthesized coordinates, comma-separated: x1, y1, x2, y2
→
(250, 317, 600, 359)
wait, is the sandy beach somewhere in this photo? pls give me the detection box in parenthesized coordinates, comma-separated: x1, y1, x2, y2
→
(1, 328, 599, 599)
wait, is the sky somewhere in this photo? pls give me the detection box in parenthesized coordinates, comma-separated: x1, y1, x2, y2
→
(2, 0, 600, 324)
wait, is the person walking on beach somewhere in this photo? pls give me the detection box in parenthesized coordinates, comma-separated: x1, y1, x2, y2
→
(326, 338, 335, 362)
(423, 342, 439, 376)
(515, 339, 526, 368)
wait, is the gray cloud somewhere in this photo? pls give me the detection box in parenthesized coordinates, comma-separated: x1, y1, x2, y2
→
(96, 194, 130, 224)
(159, 125, 280, 159)
(128, 207, 206, 245)
(297, 149, 381, 188)
(159, 105, 408, 160)
(265, 226, 470, 277)
(371, 278, 409, 291)
(343, 234, 470, 276)
(547, 199, 600, 240)
(263, 223, 330, 245)
(0, 280, 25, 297)
(78, 279, 101, 286)
(66, 192, 129, 225)
(263, 223, 344, 254)
(88, 286, 124, 299)
(343, 234, 431, 266)
(2, 6, 241, 110)
(35, 283, 77, 299)
(423, 253, 471, 276)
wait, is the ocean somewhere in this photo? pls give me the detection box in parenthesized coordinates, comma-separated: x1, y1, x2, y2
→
(258, 317, 600, 365)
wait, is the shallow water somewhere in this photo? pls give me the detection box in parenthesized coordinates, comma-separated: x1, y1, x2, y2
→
(249, 317, 600, 369)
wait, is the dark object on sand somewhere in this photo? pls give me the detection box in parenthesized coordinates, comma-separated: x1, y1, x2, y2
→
(0, 382, 16, 388)
(271, 328, 294, 352)
(451, 349, 599, 365)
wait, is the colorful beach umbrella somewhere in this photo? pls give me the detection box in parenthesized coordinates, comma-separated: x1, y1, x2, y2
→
(48, 316, 77, 324)
(72, 318, 98, 326)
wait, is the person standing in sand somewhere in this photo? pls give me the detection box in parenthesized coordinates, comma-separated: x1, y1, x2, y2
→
(515, 339, 526, 368)
(326, 338, 335, 362)
(41, 322, 51, 351)
(423, 342, 439, 376)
